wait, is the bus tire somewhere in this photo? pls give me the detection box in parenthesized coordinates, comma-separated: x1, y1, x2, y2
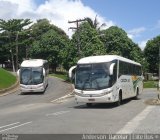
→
(134, 88, 139, 100)
(116, 91, 122, 106)
(86, 103, 92, 107)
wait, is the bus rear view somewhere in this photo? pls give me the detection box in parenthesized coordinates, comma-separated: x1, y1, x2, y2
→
(17, 59, 49, 93)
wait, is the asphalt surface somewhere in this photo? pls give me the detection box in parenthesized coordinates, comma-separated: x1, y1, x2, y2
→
(0, 78, 159, 136)
(0, 77, 72, 106)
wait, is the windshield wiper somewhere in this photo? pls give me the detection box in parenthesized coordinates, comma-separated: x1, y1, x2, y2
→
(25, 77, 32, 85)
(82, 73, 91, 90)
(91, 77, 100, 90)
(95, 79, 100, 90)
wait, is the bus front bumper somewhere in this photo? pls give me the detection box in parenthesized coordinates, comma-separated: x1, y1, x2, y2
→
(74, 90, 117, 104)
(20, 84, 45, 93)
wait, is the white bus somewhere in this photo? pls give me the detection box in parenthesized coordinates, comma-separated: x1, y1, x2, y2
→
(17, 59, 49, 93)
(69, 55, 143, 106)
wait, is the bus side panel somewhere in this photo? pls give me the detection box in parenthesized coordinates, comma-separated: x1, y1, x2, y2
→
(117, 75, 143, 100)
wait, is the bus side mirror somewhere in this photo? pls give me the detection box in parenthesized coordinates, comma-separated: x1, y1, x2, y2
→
(17, 69, 20, 77)
(109, 63, 115, 75)
(43, 68, 46, 76)
(69, 66, 76, 80)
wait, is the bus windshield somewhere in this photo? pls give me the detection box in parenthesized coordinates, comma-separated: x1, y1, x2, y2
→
(20, 67, 43, 85)
(75, 63, 111, 90)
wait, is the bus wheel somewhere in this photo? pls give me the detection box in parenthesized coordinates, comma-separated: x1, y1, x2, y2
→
(116, 92, 122, 106)
(134, 88, 139, 100)
(86, 103, 92, 107)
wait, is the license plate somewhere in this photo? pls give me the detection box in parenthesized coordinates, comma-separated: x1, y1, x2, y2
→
(88, 99, 95, 101)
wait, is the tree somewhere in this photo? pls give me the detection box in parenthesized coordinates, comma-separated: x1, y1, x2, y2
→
(85, 15, 106, 31)
(0, 19, 32, 71)
(101, 26, 131, 56)
(29, 20, 69, 72)
(63, 22, 106, 70)
(71, 22, 106, 57)
(29, 19, 66, 41)
(101, 26, 143, 58)
(144, 35, 160, 74)
(100, 26, 147, 71)
(0, 33, 9, 67)
(61, 40, 77, 70)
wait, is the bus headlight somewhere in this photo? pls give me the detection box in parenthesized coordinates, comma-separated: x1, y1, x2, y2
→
(20, 85, 26, 88)
(73, 91, 81, 96)
(37, 84, 44, 88)
(102, 89, 113, 95)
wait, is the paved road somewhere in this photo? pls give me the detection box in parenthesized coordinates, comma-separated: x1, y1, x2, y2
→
(0, 84, 159, 135)
(0, 77, 72, 107)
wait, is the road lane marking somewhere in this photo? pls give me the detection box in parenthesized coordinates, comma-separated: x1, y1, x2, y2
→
(0, 122, 20, 129)
(53, 111, 70, 116)
(117, 106, 155, 134)
(46, 110, 70, 116)
(23, 104, 35, 108)
(0, 121, 32, 133)
(51, 92, 74, 103)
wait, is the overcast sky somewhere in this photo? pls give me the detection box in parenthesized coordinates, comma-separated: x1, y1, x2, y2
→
(0, 0, 160, 50)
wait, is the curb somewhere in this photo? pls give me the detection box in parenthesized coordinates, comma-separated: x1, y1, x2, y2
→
(0, 79, 19, 96)
(145, 98, 160, 106)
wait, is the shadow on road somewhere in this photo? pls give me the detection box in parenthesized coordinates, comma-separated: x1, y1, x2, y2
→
(19, 92, 44, 95)
(73, 97, 140, 109)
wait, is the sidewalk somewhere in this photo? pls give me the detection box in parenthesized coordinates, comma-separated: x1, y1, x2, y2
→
(137, 88, 160, 134)
(117, 89, 160, 134)
(133, 105, 160, 134)
(131, 89, 160, 134)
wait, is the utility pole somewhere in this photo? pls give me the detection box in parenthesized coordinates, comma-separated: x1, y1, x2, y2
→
(68, 19, 86, 57)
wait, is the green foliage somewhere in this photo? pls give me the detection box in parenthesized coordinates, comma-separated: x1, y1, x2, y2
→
(61, 40, 78, 70)
(0, 19, 31, 32)
(144, 35, 160, 73)
(72, 22, 106, 58)
(29, 20, 70, 71)
(50, 72, 68, 81)
(0, 33, 10, 64)
(101, 26, 146, 70)
(63, 21, 107, 70)
(0, 19, 32, 70)
(102, 26, 132, 56)
(0, 68, 16, 89)
(0, 18, 158, 74)
(85, 16, 106, 31)
(143, 81, 158, 88)
(29, 19, 67, 41)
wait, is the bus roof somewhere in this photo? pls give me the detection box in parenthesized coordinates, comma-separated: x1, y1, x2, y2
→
(21, 59, 47, 67)
(77, 55, 141, 66)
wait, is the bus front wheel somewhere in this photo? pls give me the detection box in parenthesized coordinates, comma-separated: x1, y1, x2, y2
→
(134, 88, 139, 100)
(116, 92, 122, 106)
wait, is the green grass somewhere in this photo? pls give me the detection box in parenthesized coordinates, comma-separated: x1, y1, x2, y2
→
(50, 72, 69, 81)
(143, 80, 158, 88)
(0, 68, 17, 90)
